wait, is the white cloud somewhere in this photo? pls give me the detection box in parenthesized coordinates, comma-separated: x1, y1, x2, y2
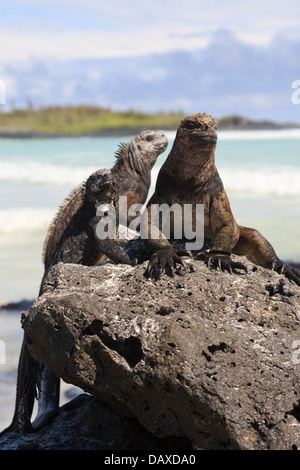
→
(1, 1, 300, 121)
(0, 28, 211, 63)
(1, 31, 299, 121)
(0, 0, 300, 64)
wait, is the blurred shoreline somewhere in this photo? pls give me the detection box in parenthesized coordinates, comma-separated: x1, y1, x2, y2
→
(0, 107, 299, 139)
(1, 124, 300, 139)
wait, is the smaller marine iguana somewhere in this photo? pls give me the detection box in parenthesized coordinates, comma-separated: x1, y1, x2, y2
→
(2, 130, 167, 435)
(142, 113, 300, 288)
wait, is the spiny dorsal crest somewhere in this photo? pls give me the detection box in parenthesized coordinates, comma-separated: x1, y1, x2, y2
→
(113, 138, 146, 176)
(114, 141, 129, 161)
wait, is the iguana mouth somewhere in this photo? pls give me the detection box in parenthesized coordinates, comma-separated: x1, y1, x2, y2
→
(187, 131, 217, 142)
(154, 141, 168, 150)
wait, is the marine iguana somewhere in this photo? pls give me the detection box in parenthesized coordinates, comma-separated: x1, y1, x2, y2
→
(2, 129, 168, 435)
(142, 113, 300, 287)
(43, 130, 167, 272)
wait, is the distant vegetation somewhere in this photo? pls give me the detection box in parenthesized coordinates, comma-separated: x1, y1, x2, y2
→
(0, 105, 297, 137)
(0, 106, 185, 136)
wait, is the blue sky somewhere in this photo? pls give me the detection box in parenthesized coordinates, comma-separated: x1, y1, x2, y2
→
(0, 0, 300, 120)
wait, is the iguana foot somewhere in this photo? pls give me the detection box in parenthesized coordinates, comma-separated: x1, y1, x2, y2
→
(271, 259, 300, 286)
(145, 247, 190, 279)
(195, 250, 248, 274)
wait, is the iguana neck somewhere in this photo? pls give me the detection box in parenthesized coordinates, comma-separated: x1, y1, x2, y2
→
(161, 134, 218, 185)
(111, 147, 150, 188)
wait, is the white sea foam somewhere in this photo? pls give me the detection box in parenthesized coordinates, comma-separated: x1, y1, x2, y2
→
(153, 164, 300, 197)
(218, 128, 300, 141)
(0, 207, 56, 235)
(220, 166, 300, 196)
(0, 166, 298, 239)
(164, 128, 300, 141)
(0, 161, 98, 186)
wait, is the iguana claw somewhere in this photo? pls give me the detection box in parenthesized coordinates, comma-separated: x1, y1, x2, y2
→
(195, 250, 248, 274)
(145, 247, 190, 279)
(271, 259, 300, 286)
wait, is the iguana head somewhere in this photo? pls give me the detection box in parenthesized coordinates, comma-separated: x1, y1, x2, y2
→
(161, 113, 219, 177)
(113, 130, 168, 178)
(130, 130, 168, 170)
(85, 169, 116, 206)
(179, 113, 218, 143)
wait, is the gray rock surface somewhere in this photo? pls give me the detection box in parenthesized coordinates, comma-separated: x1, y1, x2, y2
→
(3, 241, 300, 449)
(0, 394, 192, 450)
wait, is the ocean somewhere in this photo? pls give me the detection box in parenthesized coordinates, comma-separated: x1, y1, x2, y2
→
(0, 129, 300, 430)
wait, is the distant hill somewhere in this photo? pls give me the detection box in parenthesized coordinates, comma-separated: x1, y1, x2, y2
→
(218, 115, 300, 130)
(0, 106, 299, 138)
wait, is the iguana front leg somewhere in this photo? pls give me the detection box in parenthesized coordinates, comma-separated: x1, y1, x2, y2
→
(95, 238, 136, 265)
(145, 244, 189, 278)
(195, 192, 247, 274)
(141, 207, 189, 278)
(90, 215, 136, 265)
(195, 251, 247, 274)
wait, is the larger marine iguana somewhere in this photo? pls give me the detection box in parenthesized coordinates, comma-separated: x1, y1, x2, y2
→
(2, 130, 168, 436)
(142, 113, 300, 287)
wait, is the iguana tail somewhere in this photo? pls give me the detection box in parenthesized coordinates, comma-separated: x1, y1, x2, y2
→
(0, 339, 38, 435)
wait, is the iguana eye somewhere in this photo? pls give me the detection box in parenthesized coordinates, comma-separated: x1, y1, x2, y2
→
(145, 135, 154, 141)
(182, 120, 196, 130)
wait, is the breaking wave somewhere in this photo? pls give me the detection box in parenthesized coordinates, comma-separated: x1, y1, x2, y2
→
(152, 165, 300, 197)
(1, 160, 298, 197)
(165, 128, 300, 142)
(219, 165, 300, 196)
(0, 207, 56, 235)
(0, 161, 98, 186)
(218, 128, 300, 141)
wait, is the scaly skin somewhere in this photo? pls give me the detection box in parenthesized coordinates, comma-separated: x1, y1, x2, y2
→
(43, 130, 168, 274)
(142, 113, 300, 288)
(1, 130, 167, 436)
